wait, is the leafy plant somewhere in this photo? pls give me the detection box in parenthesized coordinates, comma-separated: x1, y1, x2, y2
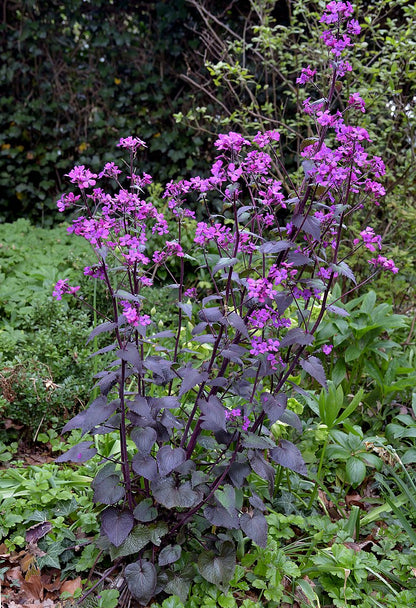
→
(50, 4, 403, 604)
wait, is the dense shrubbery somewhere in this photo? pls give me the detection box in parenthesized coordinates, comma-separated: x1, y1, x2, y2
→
(0, 0, 207, 224)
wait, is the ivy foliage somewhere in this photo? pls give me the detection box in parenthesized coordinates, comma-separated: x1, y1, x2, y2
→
(0, 0, 205, 224)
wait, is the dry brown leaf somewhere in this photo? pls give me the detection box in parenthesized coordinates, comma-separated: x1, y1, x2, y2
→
(0, 542, 10, 556)
(60, 576, 82, 596)
(21, 573, 44, 600)
(21, 551, 39, 574)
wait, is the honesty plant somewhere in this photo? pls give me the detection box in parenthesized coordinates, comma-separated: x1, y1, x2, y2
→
(54, 2, 397, 603)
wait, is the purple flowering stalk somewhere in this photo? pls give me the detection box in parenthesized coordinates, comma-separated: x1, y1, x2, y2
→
(53, 3, 398, 601)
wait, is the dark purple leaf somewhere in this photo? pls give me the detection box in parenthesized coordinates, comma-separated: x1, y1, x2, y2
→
(89, 344, 117, 358)
(228, 462, 251, 487)
(302, 159, 316, 177)
(248, 450, 275, 494)
(61, 396, 118, 434)
(330, 261, 356, 284)
(55, 441, 97, 463)
(101, 507, 134, 547)
(207, 377, 228, 388)
(132, 454, 158, 481)
(198, 307, 225, 324)
(240, 511, 268, 547)
(327, 304, 349, 317)
(300, 356, 327, 388)
(93, 474, 125, 505)
(221, 344, 247, 364)
(204, 505, 240, 529)
(270, 439, 307, 476)
(117, 343, 142, 370)
(152, 478, 199, 509)
(258, 240, 292, 254)
(160, 410, 183, 429)
(192, 334, 217, 344)
(261, 392, 287, 424)
(128, 396, 151, 417)
(202, 294, 222, 306)
(280, 328, 315, 348)
(114, 289, 144, 303)
(287, 251, 314, 267)
(156, 446, 186, 477)
(158, 544, 182, 566)
(273, 293, 293, 315)
(149, 396, 180, 412)
(292, 214, 321, 240)
(125, 560, 157, 605)
(26, 521, 52, 543)
(143, 356, 173, 375)
(199, 398, 226, 432)
(192, 322, 208, 335)
(279, 410, 303, 433)
(248, 492, 267, 512)
(197, 541, 236, 589)
(213, 257, 239, 275)
(149, 329, 175, 339)
(177, 302, 193, 319)
(133, 498, 158, 522)
(178, 367, 208, 397)
(87, 321, 117, 344)
(227, 311, 249, 338)
(232, 379, 253, 399)
(131, 427, 157, 454)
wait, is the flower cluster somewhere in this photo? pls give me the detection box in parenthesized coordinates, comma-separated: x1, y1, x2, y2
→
(225, 408, 250, 432)
(52, 279, 80, 300)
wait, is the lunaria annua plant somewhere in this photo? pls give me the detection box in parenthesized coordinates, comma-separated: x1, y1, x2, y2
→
(54, 2, 397, 603)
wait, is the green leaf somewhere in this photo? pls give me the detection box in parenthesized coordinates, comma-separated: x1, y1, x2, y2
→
(344, 344, 362, 362)
(161, 596, 185, 608)
(345, 457, 366, 486)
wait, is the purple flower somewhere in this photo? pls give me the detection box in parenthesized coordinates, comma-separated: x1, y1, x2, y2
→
(214, 132, 250, 153)
(322, 344, 333, 355)
(369, 256, 399, 274)
(296, 65, 317, 85)
(65, 165, 98, 189)
(117, 136, 147, 152)
(53, 279, 80, 301)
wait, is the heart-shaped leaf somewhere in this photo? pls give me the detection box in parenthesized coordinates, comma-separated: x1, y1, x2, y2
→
(133, 498, 158, 522)
(125, 560, 157, 605)
(240, 511, 268, 547)
(158, 544, 182, 566)
(132, 454, 158, 481)
(101, 508, 134, 547)
(197, 541, 236, 589)
(152, 478, 199, 509)
(93, 474, 125, 505)
(156, 446, 186, 477)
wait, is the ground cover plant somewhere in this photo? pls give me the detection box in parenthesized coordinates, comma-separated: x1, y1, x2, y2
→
(36, 2, 415, 605)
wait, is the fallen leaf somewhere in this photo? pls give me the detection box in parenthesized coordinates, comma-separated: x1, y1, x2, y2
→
(60, 576, 82, 596)
(26, 521, 53, 543)
(21, 573, 43, 600)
